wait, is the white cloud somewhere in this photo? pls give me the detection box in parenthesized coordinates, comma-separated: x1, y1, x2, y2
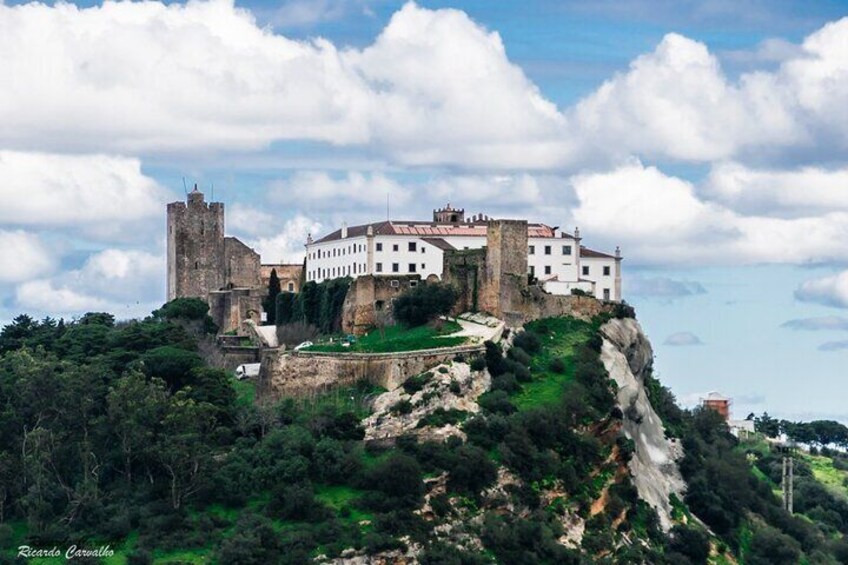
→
(705, 162, 848, 217)
(781, 316, 848, 331)
(0, 230, 54, 283)
(247, 215, 323, 264)
(0, 151, 172, 241)
(269, 171, 412, 210)
(626, 276, 706, 298)
(795, 271, 848, 309)
(573, 19, 848, 163)
(664, 331, 703, 346)
(14, 249, 164, 318)
(0, 1, 571, 168)
(569, 160, 848, 266)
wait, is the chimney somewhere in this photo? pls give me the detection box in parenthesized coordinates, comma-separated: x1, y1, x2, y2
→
(306, 233, 314, 245)
(574, 226, 581, 240)
(341, 222, 348, 239)
(615, 246, 621, 259)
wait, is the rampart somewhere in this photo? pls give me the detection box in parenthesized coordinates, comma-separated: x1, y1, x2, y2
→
(258, 343, 485, 397)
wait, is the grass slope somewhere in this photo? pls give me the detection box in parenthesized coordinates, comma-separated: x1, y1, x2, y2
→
(307, 321, 465, 353)
(511, 317, 594, 410)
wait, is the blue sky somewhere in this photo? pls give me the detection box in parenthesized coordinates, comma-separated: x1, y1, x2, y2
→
(1, 0, 847, 422)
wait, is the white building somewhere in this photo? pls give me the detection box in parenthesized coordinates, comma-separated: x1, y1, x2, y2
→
(304, 205, 622, 301)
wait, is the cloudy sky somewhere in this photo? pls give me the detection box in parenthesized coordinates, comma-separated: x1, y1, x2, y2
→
(1, 0, 847, 422)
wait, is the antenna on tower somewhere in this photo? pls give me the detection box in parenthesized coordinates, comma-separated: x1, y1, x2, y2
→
(182, 177, 188, 195)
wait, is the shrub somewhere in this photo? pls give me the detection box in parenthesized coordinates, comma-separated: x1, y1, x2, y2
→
(512, 331, 541, 354)
(449, 381, 461, 395)
(549, 358, 566, 374)
(391, 399, 413, 415)
(276, 321, 319, 347)
(403, 372, 433, 394)
(668, 524, 710, 564)
(478, 391, 516, 415)
(362, 454, 424, 510)
(507, 346, 532, 367)
(484, 341, 507, 376)
(492, 373, 521, 394)
(417, 408, 467, 429)
(469, 356, 486, 372)
(393, 282, 458, 327)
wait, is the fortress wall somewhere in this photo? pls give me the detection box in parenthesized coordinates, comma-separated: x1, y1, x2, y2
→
(224, 237, 261, 289)
(258, 343, 485, 397)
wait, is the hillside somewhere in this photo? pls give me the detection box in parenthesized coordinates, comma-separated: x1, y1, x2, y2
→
(0, 301, 847, 564)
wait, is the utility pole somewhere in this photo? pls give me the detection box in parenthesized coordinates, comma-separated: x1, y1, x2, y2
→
(782, 455, 794, 514)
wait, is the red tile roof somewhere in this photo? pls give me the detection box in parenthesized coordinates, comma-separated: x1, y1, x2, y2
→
(313, 220, 563, 244)
(580, 246, 617, 259)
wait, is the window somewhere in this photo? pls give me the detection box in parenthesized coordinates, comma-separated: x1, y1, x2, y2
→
(288, 282, 294, 292)
(544, 266, 551, 275)
(529, 265, 535, 276)
(390, 280, 400, 288)
(544, 245, 551, 255)
(582, 266, 590, 276)
(421, 263, 425, 269)
(603, 288, 611, 300)
(376, 262, 383, 273)
(529, 245, 535, 255)
(376, 243, 383, 251)
(421, 247, 426, 253)
(194, 261, 198, 269)
(562, 245, 572, 255)
(393, 244, 399, 252)
(392, 263, 399, 273)
(603, 266, 611, 276)
(410, 280, 418, 287)
(408, 242, 417, 252)
(409, 263, 416, 273)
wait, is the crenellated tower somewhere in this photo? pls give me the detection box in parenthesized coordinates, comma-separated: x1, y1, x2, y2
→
(166, 185, 226, 301)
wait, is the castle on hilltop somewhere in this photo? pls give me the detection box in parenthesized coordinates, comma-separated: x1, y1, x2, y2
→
(306, 204, 622, 302)
(166, 186, 302, 333)
(167, 196, 622, 334)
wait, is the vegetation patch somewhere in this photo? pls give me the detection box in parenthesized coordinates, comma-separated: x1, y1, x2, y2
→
(307, 320, 465, 353)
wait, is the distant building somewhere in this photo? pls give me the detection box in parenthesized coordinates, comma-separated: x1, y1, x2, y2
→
(702, 391, 731, 420)
(304, 204, 623, 301)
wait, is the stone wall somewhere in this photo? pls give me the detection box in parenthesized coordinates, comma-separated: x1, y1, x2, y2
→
(441, 219, 618, 326)
(224, 237, 261, 289)
(341, 274, 423, 335)
(259, 343, 485, 397)
(208, 287, 264, 335)
(442, 248, 486, 315)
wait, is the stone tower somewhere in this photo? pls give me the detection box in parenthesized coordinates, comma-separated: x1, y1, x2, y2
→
(480, 220, 529, 321)
(167, 186, 225, 301)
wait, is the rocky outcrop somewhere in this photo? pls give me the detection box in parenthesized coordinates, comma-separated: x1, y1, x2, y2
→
(599, 318, 686, 531)
(363, 361, 491, 442)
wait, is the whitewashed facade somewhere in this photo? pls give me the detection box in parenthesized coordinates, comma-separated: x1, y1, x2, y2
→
(304, 205, 622, 301)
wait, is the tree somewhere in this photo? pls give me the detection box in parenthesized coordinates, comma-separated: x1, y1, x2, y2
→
(155, 392, 217, 510)
(393, 282, 458, 327)
(754, 412, 781, 438)
(107, 372, 169, 484)
(275, 292, 296, 326)
(264, 269, 281, 325)
(140, 346, 204, 390)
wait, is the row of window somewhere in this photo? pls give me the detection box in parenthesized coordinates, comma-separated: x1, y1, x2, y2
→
(310, 243, 366, 260)
(529, 244, 572, 256)
(309, 263, 367, 280)
(376, 242, 425, 253)
(376, 262, 425, 274)
(529, 265, 612, 276)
